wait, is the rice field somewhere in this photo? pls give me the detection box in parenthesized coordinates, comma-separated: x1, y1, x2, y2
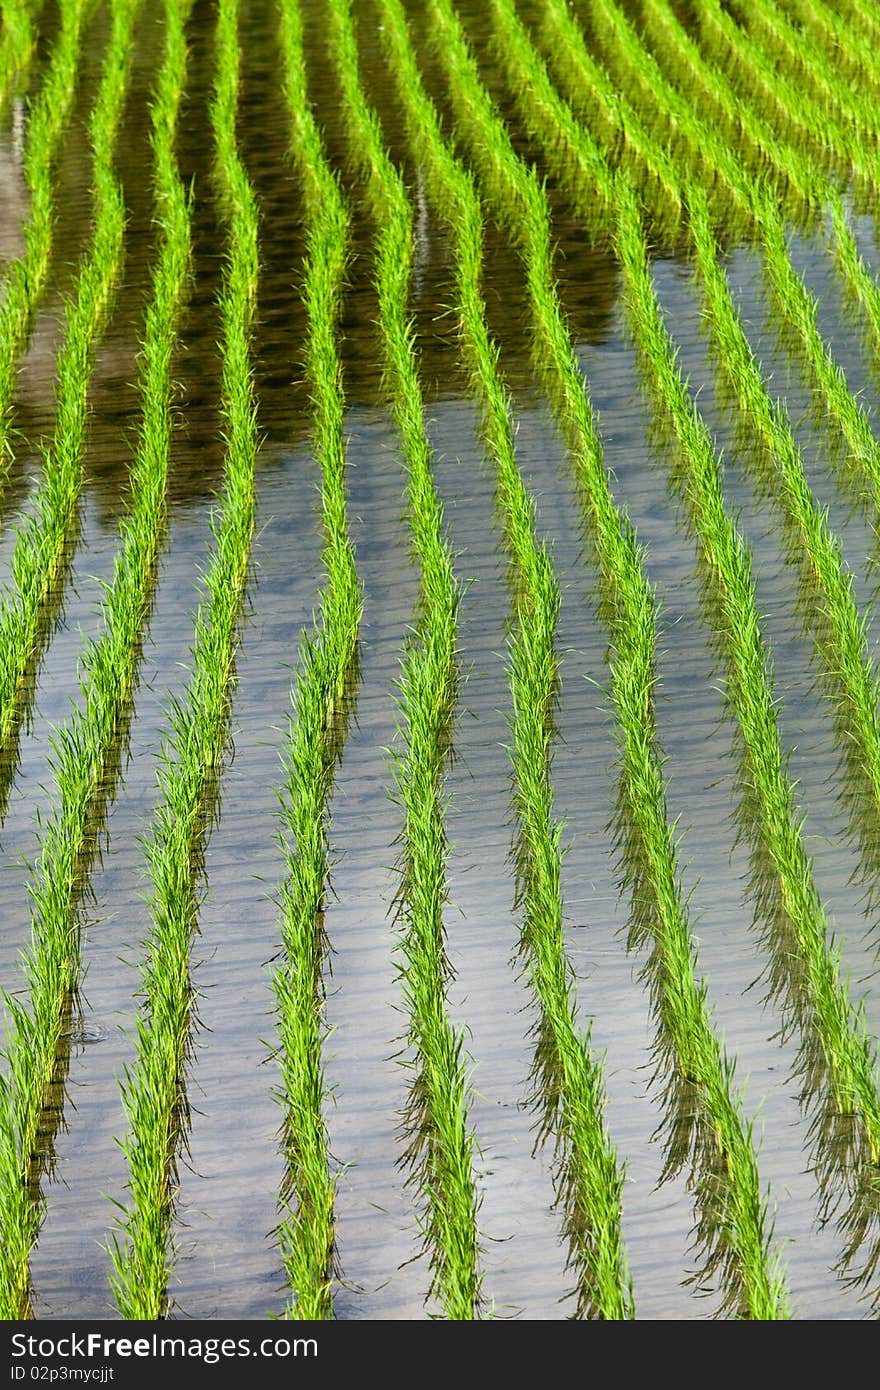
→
(3, 0, 880, 1323)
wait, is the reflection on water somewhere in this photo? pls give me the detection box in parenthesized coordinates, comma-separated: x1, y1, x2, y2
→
(0, 104, 26, 269)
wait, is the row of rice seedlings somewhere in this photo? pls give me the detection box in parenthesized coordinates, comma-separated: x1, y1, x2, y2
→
(726, 0, 880, 144)
(615, 182, 880, 1297)
(690, 0, 872, 185)
(106, 0, 257, 1319)
(428, 0, 789, 1319)
(0, 0, 88, 478)
(380, 0, 634, 1321)
(328, 0, 483, 1318)
(522, 0, 750, 236)
(262, 0, 362, 1321)
(550, 3, 880, 547)
(0, 4, 29, 95)
(486, 0, 673, 239)
(0, 0, 138, 1320)
(11, 0, 191, 1317)
(556, 0, 762, 230)
(687, 185, 880, 919)
(633, 0, 816, 210)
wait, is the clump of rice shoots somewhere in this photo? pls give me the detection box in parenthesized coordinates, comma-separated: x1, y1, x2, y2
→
(328, 0, 484, 1320)
(107, 0, 258, 1318)
(266, 0, 362, 1321)
(0, 0, 140, 1320)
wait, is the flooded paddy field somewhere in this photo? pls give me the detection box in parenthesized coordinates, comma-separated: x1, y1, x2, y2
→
(2, 0, 880, 1320)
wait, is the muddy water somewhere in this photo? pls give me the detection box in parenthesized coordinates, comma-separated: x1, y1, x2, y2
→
(3, 0, 880, 1321)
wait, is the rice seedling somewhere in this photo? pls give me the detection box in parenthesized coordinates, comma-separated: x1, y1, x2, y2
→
(328, 0, 483, 1319)
(0, 0, 89, 480)
(106, 0, 257, 1319)
(0, 0, 139, 1320)
(424, 0, 789, 1320)
(380, 0, 635, 1321)
(263, 0, 362, 1321)
(615, 178, 880, 1300)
